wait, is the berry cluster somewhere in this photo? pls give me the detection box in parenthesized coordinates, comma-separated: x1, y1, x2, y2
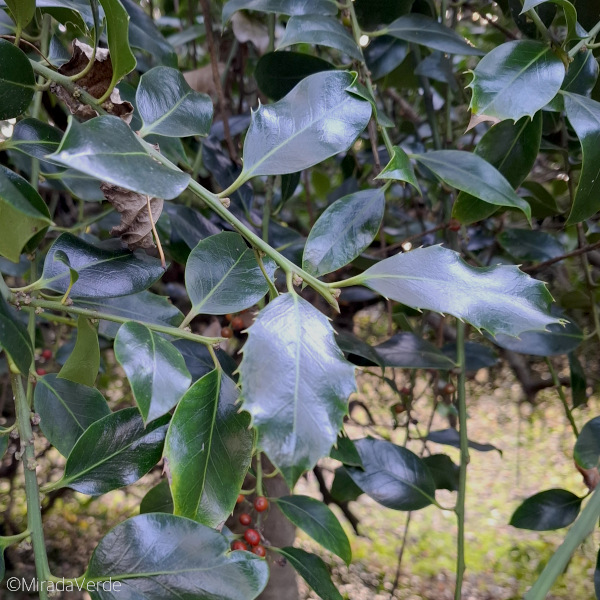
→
(231, 494, 269, 557)
(36, 348, 53, 376)
(220, 312, 248, 339)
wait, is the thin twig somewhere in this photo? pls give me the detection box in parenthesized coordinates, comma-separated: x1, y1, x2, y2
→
(146, 195, 166, 269)
(522, 240, 600, 273)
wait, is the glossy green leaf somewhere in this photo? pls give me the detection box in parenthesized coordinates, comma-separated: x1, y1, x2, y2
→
(173, 339, 238, 382)
(303, 189, 385, 277)
(469, 40, 565, 121)
(37, 0, 96, 32)
(441, 342, 498, 372)
(510, 489, 582, 531)
(48, 116, 191, 200)
(330, 467, 363, 503)
(564, 92, 600, 223)
(574, 417, 600, 469)
(414, 150, 532, 222)
(185, 232, 275, 317)
(330, 435, 363, 467)
(273, 547, 342, 600)
(569, 352, 587, 408)
(85, 513, 269, 599)
(5, 0, 36, 28)
(240, 293, 356, 487)
(498, 228, 564, 262)
(98, 0, 136, 95)
(0, 39, 35, 120)
(41, 233, 165, 298)
(222, 0, 337, 24)
(453, 115, 542, 225)
(426, 429, 501, 454)
(522, 0, 578, 41)
(0, 435, 8, 461)
(357, 245, 557, 337)
(423, 454, 460, 492)
(114, 322, 191, 423)
(139, 479, 173, 514)
(274, 495, 351, 564)
(376, 146, 420, 191)
(34, 373, 110, 457)
(7, 118, 64, 160)
(238, 70, 371, 181)
(385, 14, 482, 56)
(0, 295, 33, 374)
(255, 51, 334, 100)
(0, 165, 52, 262)
(74, 291, 184, 339)
(58, 315, 100, 387)
(56, 408, 169, 495)
(346, 438, 436, 510)
(335, 330, 383, 368)
(374, 333, 457, 370)
(137, 67, 213, 138)
(278, 16, 361, 60)
(164, 369, 252, 527)
(364, 36, 408, 81)
(548, 49, 598, 111)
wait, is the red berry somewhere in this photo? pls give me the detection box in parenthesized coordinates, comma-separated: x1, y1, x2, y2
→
(231, 316, 245, 331)
(41, 349, 52, 360)
(36, 368, 47, 376)
(400, 387, 411, 396)
(236, 494, 245, 504)
(244, 528, 260, 546)
(447, 219, 461, 232)
(239, 513, 252, 526)
(443, 383, 456, 395)
(221, 327, 233, 338)
(231, 540, 247, 551)
(254, 496, 268, 512)
(252, 544, 266, 557)
(225, 314, 234, 322)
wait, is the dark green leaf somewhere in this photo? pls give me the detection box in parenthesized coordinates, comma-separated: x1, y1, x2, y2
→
(58, 315, 100, 387)
(330, 467, 363, 503)
(114, 322, 191, 423)
(164, 370, 252, 527)
(137, 67, 213, 138)
(74, 292, 184, 339)
(173, 339, 239, 382)
(330, 435, 363, 467)
(569, 352, 587, 408)
(139, 479, 173, 514)
(275, 495, 351, 563)
(278, 16, 361, 60)
(346, 438, 436, 510)
(0, 435, 8, 460)
(426, 429, 501, 453)
(222, 0, 337, 24)
(574, 416, 600, 469)
(548, 49, 598, 111)
(468, 40, 565, 121)
(34, 374, 110, 457)
(358, 245, 557, 338)
(564, 92, 600, 223)
(453, 115, 542, 225)
(8, 118, 63, 161)
(376, 146, 420, 191)
(240, 293, 356, 487)
(273, 547, 342, 600)
(364, 36, 408, 81)
(521, 181, 561, 218)
(385, 14, 482, 55)
(0, 295, 33, 374)
(498, 228, 564, 262)
(85, 514, 269, 599)
(423, 454, 460, 492)
(41, 233, 165, 298)
(374, 333, 457, 370)
(522, 0, 578, 41)
(0, 165, 52, 262)
(303, 189, 385, 277)
(48, 116, 191, 200)
(37, 0, 96, 32)
(335, 331, 383, 368)
(510, 489, 582, 531)
(57, 408, 169, 495)
(441, 342, 498, 372)
(255, 51, 334, 100)
(238, 71, 371, 181)
(185, 232, 275, 317)
(0, 39, 35, 119)
(163, 203, 221, 249)
(5, 0, 35, 28)
(98, 0, 136, 95)
(415, 150, 531, 221)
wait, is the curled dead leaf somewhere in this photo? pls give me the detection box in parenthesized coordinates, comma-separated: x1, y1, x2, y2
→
(55, 40, 133, 123)
(100, 183, 163, 251)
(575, 461, 600, 491)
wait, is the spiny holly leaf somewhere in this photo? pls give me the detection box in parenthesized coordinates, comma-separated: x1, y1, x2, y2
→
(468, 40, 565, 122)
(356, 245, 558, 337)
(164, 369, 253, 528)
(239, 293, 356, 487)
(85, 514, 269, 599)
(237, 70, 371, 182)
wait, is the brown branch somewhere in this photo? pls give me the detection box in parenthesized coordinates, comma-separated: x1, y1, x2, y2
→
(312, 466, 360, 535)
(523, 240, 600, 273)
(372, 223, 447, 256)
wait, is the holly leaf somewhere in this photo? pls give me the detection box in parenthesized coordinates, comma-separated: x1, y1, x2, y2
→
(376, 146, 420, 192)
(356, 245, 558, 338)
(239, 293, 356, 487)
(222, 0, 337, 24)
(5, 0, 36, 29)
(0, 295, 33, 374)
(58, 315, 100, 387)
(0, 39, 35, 120)
(510, 489, 582, 531)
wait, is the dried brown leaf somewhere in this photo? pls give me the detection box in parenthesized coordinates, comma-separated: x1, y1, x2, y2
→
(100, 183, 164, 250)
(575, 461, 600, 491)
